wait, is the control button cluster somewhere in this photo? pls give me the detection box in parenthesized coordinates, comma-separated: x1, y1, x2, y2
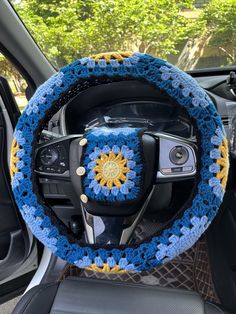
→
(157, 134, 196, 180)
(40, 147, 59, 166)
(161, 166, 193, 175)
(36, 143, 68, 174)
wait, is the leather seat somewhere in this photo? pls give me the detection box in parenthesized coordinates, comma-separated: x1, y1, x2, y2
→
(13, 277, 229, 314)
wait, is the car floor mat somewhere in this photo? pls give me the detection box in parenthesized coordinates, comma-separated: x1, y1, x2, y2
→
(61, 219, 219, 304)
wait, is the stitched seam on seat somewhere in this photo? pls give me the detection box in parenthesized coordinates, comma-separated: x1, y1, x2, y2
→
(17, 283, 59, 314)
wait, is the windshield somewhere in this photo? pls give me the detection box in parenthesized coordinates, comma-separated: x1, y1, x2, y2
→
(11, 0, 236, 71)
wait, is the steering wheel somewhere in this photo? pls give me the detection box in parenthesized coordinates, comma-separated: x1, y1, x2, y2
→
(10, 52, 229, 272)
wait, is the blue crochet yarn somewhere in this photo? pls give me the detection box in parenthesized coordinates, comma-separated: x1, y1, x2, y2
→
(82, 127, 143, 202)
(10, 52, 229, 272)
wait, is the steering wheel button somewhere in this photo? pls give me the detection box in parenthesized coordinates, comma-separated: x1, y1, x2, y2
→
(40, 147, 59, 166)
(176, 152, 183, 159)
(169, 146, 189, 165)
(80, 194, 88, 203)
(161, 168, 172, 174)
(45, 166, 55, 172)
(76, 166, 86, 176)
(182, 166, 193, 172)
(79, 138, 87, 146)
(171, 167, 182, 173)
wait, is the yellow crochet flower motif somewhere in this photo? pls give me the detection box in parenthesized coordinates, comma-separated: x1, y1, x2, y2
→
(91, 51, 133, 63)
(94, 151, 129, 189)
(216, 138, 229, 190)
(10, 138, 20, 178)
(86, 263, 126, 273)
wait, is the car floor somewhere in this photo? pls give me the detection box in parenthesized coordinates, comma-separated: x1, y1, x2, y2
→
(0, 219, 224, 312)
(61, 219, 219, 304)
(0, 296, 21, 314)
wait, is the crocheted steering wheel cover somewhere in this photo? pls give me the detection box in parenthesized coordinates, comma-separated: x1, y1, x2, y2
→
(10, 52, 229, 272)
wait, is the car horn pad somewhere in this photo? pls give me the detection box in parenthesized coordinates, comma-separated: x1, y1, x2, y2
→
(10, 52, 229, 272)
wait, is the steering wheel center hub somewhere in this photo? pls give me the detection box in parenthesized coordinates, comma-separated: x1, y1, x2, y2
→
(102, 160, 123, 181)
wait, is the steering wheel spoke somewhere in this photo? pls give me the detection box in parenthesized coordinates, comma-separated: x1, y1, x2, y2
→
(153, 132, 197, 183)
(81, 188, 154, 245)
(35, 135, 81, 181)
(67, 130, 157, 245)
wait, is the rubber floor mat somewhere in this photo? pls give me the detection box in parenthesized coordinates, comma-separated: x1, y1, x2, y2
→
(62, 220, 219, 304)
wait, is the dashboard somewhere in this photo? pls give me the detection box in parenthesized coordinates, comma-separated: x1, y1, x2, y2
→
(49, 81, 194, 138)
(47, 76, 235, 140)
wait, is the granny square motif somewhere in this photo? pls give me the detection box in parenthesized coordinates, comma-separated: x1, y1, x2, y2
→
(82, 127, 144, 202)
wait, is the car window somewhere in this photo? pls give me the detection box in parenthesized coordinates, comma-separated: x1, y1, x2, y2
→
(0, 52, 27, 111)
(10, 0, 236, 71)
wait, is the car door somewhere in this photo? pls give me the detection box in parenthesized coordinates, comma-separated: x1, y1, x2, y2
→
(0, 67, 38, 304)
(0, 1, 56, 303)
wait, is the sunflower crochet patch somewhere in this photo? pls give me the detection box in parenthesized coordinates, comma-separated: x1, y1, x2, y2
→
(82, 127, 143, 202)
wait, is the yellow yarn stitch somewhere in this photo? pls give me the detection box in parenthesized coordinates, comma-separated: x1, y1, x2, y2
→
(10, 138, 20, 178)
(86, 263, 126, 273)
(94, 151, 129, 189)
(216, 138, 229, 190)
(91, 51, 133, 63)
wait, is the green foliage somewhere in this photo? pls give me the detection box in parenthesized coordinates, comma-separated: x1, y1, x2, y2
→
(0, 53, 26, 93)
(8, 0, 236, 69)
(0, 53, 13, 78)
(12, 0, 195, 68)
(199, 0, 236, 65)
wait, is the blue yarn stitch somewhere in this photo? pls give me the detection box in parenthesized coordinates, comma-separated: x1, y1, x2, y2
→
(10, 52, 228, 272)
(82, 127, 143, 202)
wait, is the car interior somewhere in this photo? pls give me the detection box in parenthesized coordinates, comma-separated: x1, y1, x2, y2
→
(0, 1, 236, 314)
